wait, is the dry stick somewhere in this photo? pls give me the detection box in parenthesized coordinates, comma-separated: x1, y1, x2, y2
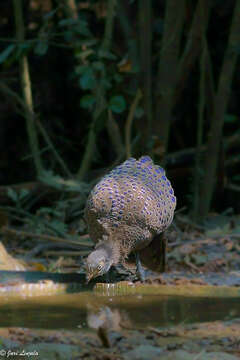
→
(46, 250, 90, 256)
(154, 0, 185, 153)
(225, 154, 240, 167)
(225, 183, 240, 193)
(13, 0, 43, 177)
(61, 0, 78, 19)
(77, 0, 117, 180)
(0, 205, 83, 239)
(118, 1, 140, 159)
(199, 0, 240, 218)
(1, 226, 92, 247)
(193, 36, 207, 220)
(165, 132, 240, 166)
(118, 2, 138, 69)
(164, 136, 240, 176)
(0, 82, 71, 178)
(176, 215, 206, 231)
(27, 243, 87, 258)
(107, 109, 124, 160)
(125, 89, 142, 158)
(184, 260, 201, 273)
(35, 118, 72, 177)
(193, 351, 206, 360)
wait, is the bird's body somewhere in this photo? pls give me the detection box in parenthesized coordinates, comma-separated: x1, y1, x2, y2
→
(85, 156, 176, 281)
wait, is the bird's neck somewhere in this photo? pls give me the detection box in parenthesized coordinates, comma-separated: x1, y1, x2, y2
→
(95, 238, 120, 265)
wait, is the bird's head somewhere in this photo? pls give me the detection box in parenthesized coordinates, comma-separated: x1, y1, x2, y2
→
(85, 249, 112, 283)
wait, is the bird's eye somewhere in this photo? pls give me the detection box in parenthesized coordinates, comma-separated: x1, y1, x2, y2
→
(97, 264, 103, 271)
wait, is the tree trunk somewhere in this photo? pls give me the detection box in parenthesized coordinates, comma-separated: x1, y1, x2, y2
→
(13, 0, 44, 177)
(138, 0, 152, 149)
(199, 0, 240, 219)
(154, 0, 185, 154)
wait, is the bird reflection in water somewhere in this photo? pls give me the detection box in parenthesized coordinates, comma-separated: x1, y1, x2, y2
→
(87, 305, 131, 331)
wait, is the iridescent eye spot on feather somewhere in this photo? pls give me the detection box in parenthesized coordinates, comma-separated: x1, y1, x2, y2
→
(156, 167, 164, 174)
(140, 156, 151, 163)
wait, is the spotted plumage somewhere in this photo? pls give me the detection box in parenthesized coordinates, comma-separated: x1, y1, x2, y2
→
(85, 156, 176, 282)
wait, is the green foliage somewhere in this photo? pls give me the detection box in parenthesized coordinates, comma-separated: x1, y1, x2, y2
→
(224, 114, 238, 123)
(34, 40, 48, 56)
(98, 49, 117, 60)
(60, 9, 133, 128)
(7, 188, 18, 202)
(109, 95, 126, 114)
(5, 170, 91, 242)
(7, 188, 30, 207)
(134, 107, 144, 118)
(0, 42, 33, 67)
(80, 94, 96, 109)
(34, 206, 68, 236)
(78, 67, 96, 90)
(233, 174, 240, 181)
(0, 44, 16, 64)
(2, 0, 240, 220)
(59, 18, 92, 37)
(38, 170, 90, 193)
(0, 3, 135, 176)
(37, 207, 62, 218)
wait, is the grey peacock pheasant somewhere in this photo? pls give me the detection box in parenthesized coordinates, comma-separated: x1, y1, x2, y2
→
(85, 156, 176, 282)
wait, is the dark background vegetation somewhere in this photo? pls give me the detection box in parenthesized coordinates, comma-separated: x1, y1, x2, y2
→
(0, 0, 240, 224)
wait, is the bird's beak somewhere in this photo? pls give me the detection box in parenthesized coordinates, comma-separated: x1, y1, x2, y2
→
(86, 273, 93, 284)
(86, 270, 97, 284)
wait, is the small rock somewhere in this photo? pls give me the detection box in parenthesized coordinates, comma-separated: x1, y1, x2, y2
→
(123, 344, 163, 360)
(159, 349, 239, 360)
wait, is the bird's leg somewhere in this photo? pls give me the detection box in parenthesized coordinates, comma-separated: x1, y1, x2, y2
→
(105, 272, 110, 283)
(135, 252, 145, 282)
(159, 234, 167, 272)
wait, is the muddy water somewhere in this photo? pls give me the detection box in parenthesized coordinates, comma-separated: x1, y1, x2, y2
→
(1, 291, 240, 330)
